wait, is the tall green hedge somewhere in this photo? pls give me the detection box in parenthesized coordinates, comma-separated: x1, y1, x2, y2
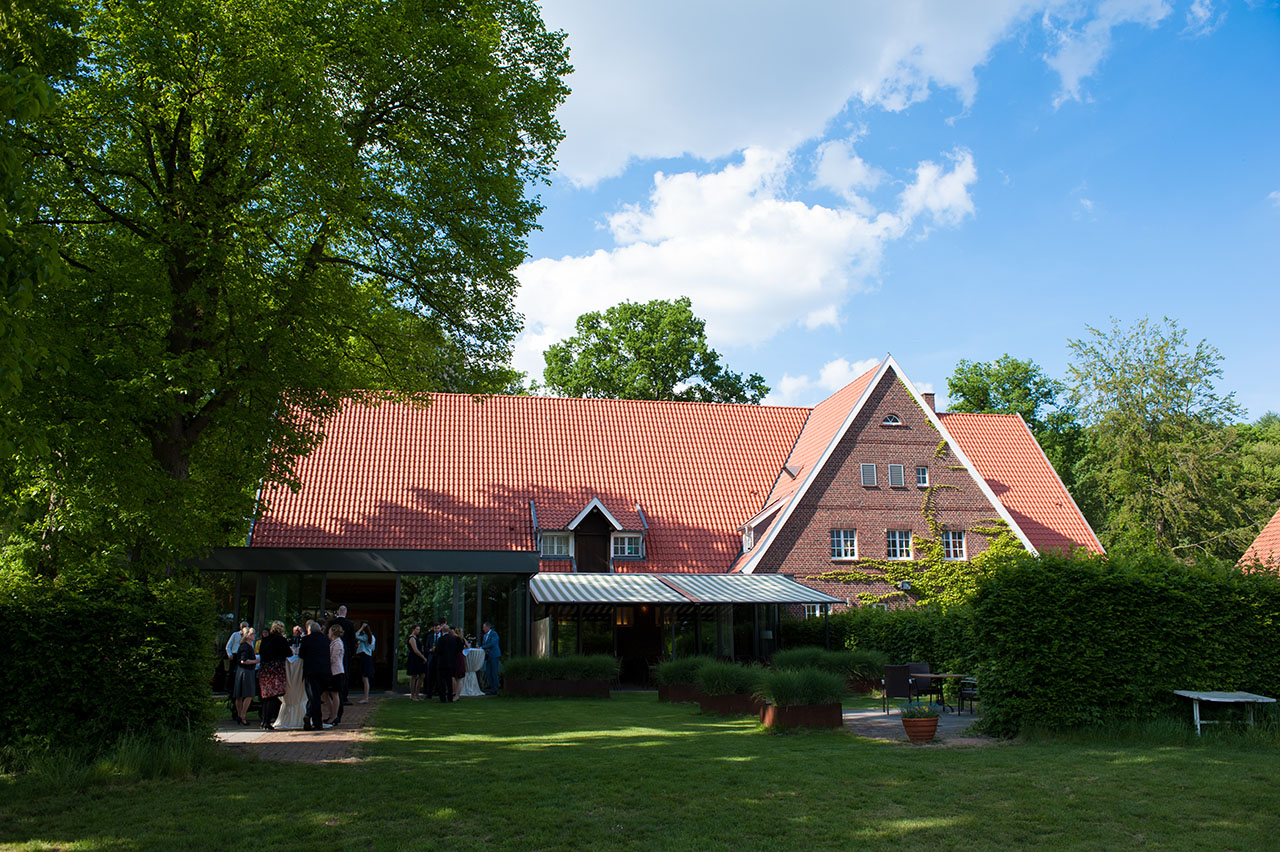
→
(973, 553, 1280, 736)
(0, 574, 215, 765)
(781, 603, 977, 673)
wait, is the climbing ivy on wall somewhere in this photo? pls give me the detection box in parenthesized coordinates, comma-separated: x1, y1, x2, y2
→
(816, 440, 1025, 611)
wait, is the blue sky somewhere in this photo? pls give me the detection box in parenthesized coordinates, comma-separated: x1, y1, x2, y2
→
(516, 1, 1279, 418)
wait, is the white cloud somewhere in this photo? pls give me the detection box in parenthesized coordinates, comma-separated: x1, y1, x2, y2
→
(539, 1, 1183, 184)
(1268, 190, 1280, 207)
(1183, 0, 1225, 36)
(1042, 0, 1170, 107)
(763, 358, 883, 407)
(814, 136, 887, 211)
(915, 381, 936, 395)
(514, 147, 978, 381)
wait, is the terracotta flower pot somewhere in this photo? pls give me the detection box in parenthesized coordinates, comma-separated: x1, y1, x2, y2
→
(901, 716, 939, 744)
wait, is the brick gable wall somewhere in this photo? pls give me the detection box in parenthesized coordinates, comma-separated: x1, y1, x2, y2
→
(756, 368, 1007, 609)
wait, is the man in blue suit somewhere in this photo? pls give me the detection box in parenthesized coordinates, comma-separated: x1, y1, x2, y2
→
(480, 620, 502, 695)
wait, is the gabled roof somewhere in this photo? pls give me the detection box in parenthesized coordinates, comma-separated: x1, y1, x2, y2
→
(938, 412, 1105, 555)
(251, 394, 809, 573)
(1241, 506, 1280, 567)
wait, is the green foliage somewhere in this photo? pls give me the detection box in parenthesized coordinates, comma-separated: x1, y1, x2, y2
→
(696, 660, 766, 696)
(652, 656, 713, 686)
(542, 297, 768, 403)
(900, 699, 940, 719)
(0, 573, 215, 766)
(1068, 317, 1251, 559)
(948, 354, 1085, 492)
(501, 655, 620, 682)
(756, 668, 846, 707)
(4, 0, 571, 577)
(781, 602, 980, 676)
(972, 551, 1280, 737)
(770, 647, 886, 682)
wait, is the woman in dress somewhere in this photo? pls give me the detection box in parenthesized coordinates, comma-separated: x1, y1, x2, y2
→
(231, 626, 258, 725)
(407, 625, 426, 701)
(355, 622, 376, 704)
(451, 627, 468, 702)
(257, 621, 291, 729)
(323, 624, 345, 727)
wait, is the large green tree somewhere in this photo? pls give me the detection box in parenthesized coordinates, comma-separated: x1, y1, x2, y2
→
(5, 0, 570, 577)
(946, 354, 1084, 492)
(543, 297, 769, 404)
(1067, 317, 1249, 559)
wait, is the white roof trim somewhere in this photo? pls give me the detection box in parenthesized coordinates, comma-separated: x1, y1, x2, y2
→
(740, 355, 1037, 573)
(1009, 413, 1106, 555)
(567, 497, 623, 531)
(738, 497, 787, 533)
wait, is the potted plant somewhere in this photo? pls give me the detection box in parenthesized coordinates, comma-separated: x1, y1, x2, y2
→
(502, 655, 619, 698)
(696, 661, 766, 716)
(756, 668, 845, 729)
(900, 699, 940, 744)
(653, 657, 712, 703)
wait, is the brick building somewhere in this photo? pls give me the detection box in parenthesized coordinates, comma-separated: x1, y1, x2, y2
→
(203, 356, 1100, 682)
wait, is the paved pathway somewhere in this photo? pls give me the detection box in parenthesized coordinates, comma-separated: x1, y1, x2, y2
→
(215, 695, 389, 764)
(844, 705, 994, 746)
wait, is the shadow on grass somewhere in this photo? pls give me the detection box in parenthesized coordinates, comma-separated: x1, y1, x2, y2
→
(3, 693, 1280, 852)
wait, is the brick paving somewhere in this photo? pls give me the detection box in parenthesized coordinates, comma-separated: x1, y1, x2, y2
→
(215, 694, 392, 764)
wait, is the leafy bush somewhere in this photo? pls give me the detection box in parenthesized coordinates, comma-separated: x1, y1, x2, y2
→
(781, 604, 978, 675)
(772, 647, 888, 682)
(757, 668, 846, 707)
(972, 552, 1280, 736)
(502, 655, 620, 682)
(0, 574, 215, 768)
(696, 661, 765, 696)
(653, 657, 713, 686)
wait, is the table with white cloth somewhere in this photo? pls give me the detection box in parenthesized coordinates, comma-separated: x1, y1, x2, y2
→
(460, 648, 486, 697)
(273, 657, 306, 729)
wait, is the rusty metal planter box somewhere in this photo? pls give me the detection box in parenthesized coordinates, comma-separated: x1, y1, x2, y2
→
(759, 702, 843, 729)
(504, 678, 611, 698)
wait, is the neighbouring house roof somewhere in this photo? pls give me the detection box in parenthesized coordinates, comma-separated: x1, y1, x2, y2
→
(938, 412, 1105, 556)
(252, 358, 1103, 573)
(1241, 506, 1280, 567)
(251, 394, 810, 573)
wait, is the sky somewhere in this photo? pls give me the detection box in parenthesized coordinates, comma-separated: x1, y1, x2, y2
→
(514, 0, 1280, 418)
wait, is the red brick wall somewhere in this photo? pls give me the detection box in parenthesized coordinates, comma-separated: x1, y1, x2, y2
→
(758, 367, 1005, 610)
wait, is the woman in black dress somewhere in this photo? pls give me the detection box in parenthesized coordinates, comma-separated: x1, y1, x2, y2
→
(231, 627, 258, 725)
(407, 625, 427, 701)
(257, 621, 291, 729)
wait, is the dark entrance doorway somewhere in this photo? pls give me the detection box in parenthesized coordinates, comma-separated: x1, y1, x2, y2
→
(325, 575, 396, 690)
(615, 604, 662, 685)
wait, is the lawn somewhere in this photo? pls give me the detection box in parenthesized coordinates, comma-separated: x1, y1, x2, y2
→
(3, 693, 1278, 851)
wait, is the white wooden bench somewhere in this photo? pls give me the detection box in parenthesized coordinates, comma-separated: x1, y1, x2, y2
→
(1172, 690, 1276, 735)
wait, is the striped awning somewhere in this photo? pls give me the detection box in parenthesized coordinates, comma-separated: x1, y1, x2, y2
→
(528, 573, 842, 606)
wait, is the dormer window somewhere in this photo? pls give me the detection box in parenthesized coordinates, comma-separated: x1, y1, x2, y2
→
(881, 414, 903, 426)
(541, 532, 573, 558)
(611, 533, 643, 558)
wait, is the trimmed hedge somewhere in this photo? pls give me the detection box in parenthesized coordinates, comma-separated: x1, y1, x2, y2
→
(652, 656, 714, 686)
(973, 553, 1280, 736)
(0, 574, 215, 766)
(771, 647, 887, 682)
(501, 655, 620, 682)
(696, 661, 765, 696)
(756, 668, 846, 707)
(781, 605, 977, 674)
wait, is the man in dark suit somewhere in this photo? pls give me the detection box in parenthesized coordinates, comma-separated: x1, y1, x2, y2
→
(480, 620, 502, 695)
(424, 619, 441, 700)
(434, 621, 462, 703)
(298, 621, 331, 732)
(327, 605, 357, 706)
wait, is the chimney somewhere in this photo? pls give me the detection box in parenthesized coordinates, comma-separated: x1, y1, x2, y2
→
(922, 392, 935, 412)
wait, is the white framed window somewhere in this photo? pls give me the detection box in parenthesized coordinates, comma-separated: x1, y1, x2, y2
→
(803, 604, 826, 619)
(860, 463, 877, 487)
(886, 529, 913, 560)
(942, 530, 966, 560)
(888, 464, 905, 487)
(916, 467, 929, 487)
(881, 414, 902, 426)
(612, 533, 643, 558)
(742, 527, 754, 552)
(830, 529, 858, 560)
(541, 532, 572, 558)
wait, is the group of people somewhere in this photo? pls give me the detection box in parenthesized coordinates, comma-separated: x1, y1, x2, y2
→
(405, 619, 502, 702)
(225, 605, 377, 731)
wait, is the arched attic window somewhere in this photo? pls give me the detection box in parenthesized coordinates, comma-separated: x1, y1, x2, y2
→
(881, 414, 903, 426)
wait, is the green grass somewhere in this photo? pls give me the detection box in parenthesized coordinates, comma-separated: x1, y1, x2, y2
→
(2, 693, 1279, 851)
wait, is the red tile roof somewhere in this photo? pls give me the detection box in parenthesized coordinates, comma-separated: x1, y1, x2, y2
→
(1241, 506, 1280, 567)
(252, 395, 810, 573)
(938, 412, 1104, 555)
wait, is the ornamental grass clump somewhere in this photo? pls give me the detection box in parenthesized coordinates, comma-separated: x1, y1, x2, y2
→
(771, 647, 887, 683)
(696, 661, 765, 696)
(757, 668, 846, 708)
(653, 657, 713, 686)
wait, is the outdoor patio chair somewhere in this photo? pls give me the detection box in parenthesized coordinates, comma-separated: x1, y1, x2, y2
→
(907, 661, 944, 706)
(882, 664, 914, 713)
(958, 677, 979, 714)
